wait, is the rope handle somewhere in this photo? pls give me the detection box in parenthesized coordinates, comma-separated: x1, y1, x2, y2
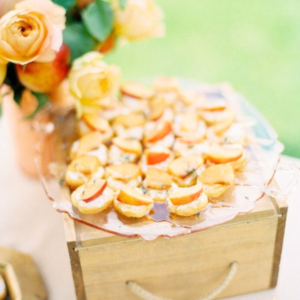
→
(126, 261, 238, 300)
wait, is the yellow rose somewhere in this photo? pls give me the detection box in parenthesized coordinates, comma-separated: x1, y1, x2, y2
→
(69, 52, 120, 117)
(113, 0, 165, 41)
(0, 0, 66, 65)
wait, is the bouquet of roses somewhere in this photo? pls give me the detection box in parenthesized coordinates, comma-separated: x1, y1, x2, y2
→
(0, 0, 164, 117)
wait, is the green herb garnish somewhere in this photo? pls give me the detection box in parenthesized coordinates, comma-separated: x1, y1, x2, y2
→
(123, 155, 130, 162)
(140, 185, 147, 194)
(187, 168, 196, 175)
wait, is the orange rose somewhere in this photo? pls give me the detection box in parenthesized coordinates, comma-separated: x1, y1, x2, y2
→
(0, 0, 66, 65)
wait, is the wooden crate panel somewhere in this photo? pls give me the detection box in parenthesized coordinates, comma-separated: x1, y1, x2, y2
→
(79, 216, 278, 300)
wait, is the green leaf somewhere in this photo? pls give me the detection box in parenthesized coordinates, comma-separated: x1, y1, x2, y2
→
(65, 7, 80, 25)
(63, 22, 97, 61)
(82, 0, 113, 42)
(13, 88, 24, 104)
(119, 0, 127, 9)
(25, 92, 49, 119)
(52, 0, 75, 10)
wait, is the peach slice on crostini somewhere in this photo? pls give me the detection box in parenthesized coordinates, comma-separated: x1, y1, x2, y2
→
(174, 114, 206, 142)
(198, 164, 235, 198)
(105, 163, 142, 191)
(169, 183, 203, 206)
(69, 155, 101, 175)
(108, 145, 138, 165)
(71, 184, 114, 214)
(230, 150, 247, 170)
(173, 139, 209, 159)
(76, 131, 102, 157)
(167, 155, 203, 179)
(80, 179, 107, 202)
(177, 132, 206, 144)
(113, 199, 153, 218)
(167, 191, 208, 217)
(179, 90, 199, 106)
(77, 119, 114, 142)
(146, 168, 173, 190)
(180, 112, 199, 132)
(113, 112, 146, 128)
(112, 137, 142, 156)
(82, 113, 110, 133)
(152, 77, 180, 93)
(203, 185, 230, 198)
(106, 163, 141, 180)
(145, 121, 173, 143)
(198, 164, 235, 185)
(97, 101, 131, 121)
(178, 135, 204, 145)
(206, 144, 243, 164)
(121, 82, 154, 99)
(117, 186, 154, 206)
(148, 97, 166, 121)
(65, 155, 102, 187)
(211, 116, 235, 136)
(145, 147, 170, 165)
(200, 106, 235, 126)
(198, 98, 227, 112)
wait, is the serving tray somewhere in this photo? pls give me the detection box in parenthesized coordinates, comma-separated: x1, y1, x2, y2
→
(39, 81, 286, 241)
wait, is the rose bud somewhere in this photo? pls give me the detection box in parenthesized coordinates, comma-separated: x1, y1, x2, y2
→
(96, 33, 115, 54)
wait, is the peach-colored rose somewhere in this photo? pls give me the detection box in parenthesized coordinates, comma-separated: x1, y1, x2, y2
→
(0, 0, 22, 17)
(113, 0, 164, 41)
(0, 0, 66, 65)
(68, 52, 120, 117)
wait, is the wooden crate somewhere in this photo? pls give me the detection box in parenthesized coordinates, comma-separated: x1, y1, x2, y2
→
(63, 192, 287, 300)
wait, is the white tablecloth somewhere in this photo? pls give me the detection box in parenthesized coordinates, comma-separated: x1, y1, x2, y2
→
(0, 118, 299, 300)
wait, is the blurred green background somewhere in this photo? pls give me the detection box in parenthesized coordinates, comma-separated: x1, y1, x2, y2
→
(105, 0, 300, 158)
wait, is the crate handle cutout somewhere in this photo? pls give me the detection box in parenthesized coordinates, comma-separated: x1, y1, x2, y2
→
(126, 261, 238, 300)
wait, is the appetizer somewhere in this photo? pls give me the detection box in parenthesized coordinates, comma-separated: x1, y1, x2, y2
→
(114, 186, 154, 218)
(167, 183, 208, 216)
(63, 78, 251, 219)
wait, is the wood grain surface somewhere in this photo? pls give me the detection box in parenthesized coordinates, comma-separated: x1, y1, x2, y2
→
(63, 189, 288, 300)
